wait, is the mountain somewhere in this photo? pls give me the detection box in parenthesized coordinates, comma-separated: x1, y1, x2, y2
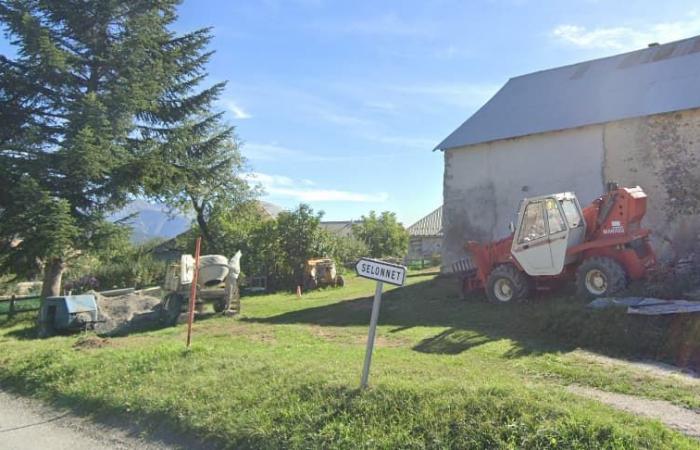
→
(111, 200, 191, 243)
(112, 200, 285, 243)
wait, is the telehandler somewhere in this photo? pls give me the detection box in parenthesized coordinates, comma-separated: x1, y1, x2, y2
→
(453, 183, 657, 302)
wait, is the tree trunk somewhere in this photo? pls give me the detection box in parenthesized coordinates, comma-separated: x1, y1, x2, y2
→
(41, 257, 66, 299)
(37, 257, 66, 338)
(192, 200, 213, 245)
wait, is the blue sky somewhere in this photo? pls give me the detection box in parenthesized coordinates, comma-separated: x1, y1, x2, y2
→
(4, 1, 700, 225)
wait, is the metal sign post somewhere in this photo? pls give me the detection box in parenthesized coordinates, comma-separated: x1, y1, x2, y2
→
(355, 258, 407, 389)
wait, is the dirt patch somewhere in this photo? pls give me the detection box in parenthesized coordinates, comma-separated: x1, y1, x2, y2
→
(308, 325, 409, 348)
(198, 322, 276, 343)
(568, 385, 700, 439)
(91, 291, 162, 336)
(73, 335, 110, 350)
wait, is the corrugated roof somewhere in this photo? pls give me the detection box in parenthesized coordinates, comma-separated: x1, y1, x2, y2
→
(436, 35, 700, 150)
(407, 206, 442, 237)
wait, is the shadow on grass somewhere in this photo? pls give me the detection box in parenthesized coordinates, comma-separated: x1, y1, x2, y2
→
(246, 275, 700, 369)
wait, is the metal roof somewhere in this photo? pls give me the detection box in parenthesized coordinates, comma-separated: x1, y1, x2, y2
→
(436, 36, 700, 151)
(407, 206, 442, 237)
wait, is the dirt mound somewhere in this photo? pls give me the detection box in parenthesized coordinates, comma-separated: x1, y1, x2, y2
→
(73, 335, 110, 350)
(91, 291, 162, 336)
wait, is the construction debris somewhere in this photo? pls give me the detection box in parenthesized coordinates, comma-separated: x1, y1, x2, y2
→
(91, 290, 162, 335)
(587, 297, 700, 315)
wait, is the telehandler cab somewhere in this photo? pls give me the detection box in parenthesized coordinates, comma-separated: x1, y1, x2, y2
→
(453, 184, 657, 302)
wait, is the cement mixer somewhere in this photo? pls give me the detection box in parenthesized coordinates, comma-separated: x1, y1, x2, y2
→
(160, 251, 242, 325)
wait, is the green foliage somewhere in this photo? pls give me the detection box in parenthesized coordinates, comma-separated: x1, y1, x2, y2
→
(277, 204, 333, 285)
(327, 235, 368, 267)
(0, 177, 79, 278)
(0, 1, 230, 294)
(63, 234, 166, 291)
(352, 211, 409, 258)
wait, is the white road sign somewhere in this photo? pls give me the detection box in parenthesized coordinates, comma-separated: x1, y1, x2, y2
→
(355, 257, 407, 389)
(355, 258, 407, 286)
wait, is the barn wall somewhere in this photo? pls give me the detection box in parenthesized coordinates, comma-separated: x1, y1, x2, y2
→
(407, 236, 442, 262)
(441, 108, 700, 270)
(603, 108, 700, 261)
(442, 126, 605, 269)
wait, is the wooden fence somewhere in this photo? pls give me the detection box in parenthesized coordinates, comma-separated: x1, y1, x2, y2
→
(0, 295, 41, 319)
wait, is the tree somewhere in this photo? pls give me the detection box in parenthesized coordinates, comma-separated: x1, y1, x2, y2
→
(139, 27, 253, 245)
(0, 1, 228, 298)
(327, 235, 368, 266)
(276, 204, 333, 287)
(352, 211, 409, 258)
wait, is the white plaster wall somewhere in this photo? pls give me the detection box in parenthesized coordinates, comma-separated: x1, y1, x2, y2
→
(442, 126, 605, 269)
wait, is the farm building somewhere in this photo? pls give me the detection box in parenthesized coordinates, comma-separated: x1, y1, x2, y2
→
(437, 36, 700, 269)
(406, 206, 443, 265)
(320, 220, 355, 237)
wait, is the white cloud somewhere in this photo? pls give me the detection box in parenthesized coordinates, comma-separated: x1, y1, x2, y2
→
(223, 99, 252, 119)
(552, 15, 700, 51)
(246, 172, 388, 203)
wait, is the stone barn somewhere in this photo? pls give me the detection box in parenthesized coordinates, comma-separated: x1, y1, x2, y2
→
(437, 36, 700, 269)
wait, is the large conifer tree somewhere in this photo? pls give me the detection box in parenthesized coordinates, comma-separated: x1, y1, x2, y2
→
(0, 1, 241, 300)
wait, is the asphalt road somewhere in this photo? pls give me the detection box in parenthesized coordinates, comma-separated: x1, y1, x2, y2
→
(0, 391, 181, 450)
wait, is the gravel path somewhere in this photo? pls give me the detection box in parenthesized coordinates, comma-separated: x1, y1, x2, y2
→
(567, 385, 700, 440)
(0, 391, 189, 450)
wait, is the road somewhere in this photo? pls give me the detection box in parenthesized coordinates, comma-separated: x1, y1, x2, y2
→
(0, 391, 183, 450)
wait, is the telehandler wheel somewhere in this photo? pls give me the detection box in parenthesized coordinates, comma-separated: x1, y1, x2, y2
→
(336, 275, 345, 287)
(576, 256, 627, 299)
(486, 265, 530, 304)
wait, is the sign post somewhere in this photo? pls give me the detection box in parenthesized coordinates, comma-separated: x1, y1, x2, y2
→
(186, 236, 202, 348)
(355, 258, 407, 389)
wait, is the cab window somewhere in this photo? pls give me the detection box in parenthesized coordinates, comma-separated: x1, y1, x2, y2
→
(545, 198, 566, 233)
(560, 198, 583, 228)
(518, 201, 546, 243)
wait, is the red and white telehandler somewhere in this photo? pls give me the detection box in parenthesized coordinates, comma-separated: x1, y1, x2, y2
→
(454, 183, 657, 302)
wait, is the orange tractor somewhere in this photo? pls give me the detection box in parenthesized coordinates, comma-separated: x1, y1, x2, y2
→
(454, 183, 657, 302)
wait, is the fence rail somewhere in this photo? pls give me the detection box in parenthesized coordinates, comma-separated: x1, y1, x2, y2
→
(0, 295, 41, 318)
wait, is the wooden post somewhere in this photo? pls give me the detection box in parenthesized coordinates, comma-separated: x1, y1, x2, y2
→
(186, 237, 202, 348)
(8, 295, 16, 319)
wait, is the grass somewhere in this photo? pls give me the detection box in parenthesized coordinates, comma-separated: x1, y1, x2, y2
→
(0, 273, 698, 449)
(0, 297, 40, 316)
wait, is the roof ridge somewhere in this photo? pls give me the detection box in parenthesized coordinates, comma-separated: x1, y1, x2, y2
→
(510, 35, 700, 81)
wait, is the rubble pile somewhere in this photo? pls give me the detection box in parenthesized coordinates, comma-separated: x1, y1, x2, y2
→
(91, 291, 162, 335)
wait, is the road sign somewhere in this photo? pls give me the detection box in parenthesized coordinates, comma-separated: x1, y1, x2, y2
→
(356, 258, 407, 388)
(355, 258, 406, 286)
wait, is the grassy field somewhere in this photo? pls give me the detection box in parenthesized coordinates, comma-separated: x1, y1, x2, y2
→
(0, 273, 698, 449)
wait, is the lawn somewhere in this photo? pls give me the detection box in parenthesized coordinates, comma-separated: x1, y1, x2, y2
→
(0, 273, 698, 449)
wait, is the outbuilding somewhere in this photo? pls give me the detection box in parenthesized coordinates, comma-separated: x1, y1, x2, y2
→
(406, 206, 443, 266)
(437, 36, 700, 269)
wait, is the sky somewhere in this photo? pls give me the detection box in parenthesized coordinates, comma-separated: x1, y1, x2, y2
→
(4, 1, 700, 225)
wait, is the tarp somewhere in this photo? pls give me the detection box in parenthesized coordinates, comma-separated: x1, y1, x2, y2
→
(587, 297, 700, 315)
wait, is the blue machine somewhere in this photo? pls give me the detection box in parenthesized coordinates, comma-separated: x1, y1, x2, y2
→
(38, 294, 98, 335)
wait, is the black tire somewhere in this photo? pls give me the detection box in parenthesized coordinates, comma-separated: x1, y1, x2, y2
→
(213, 297, 228, 313)
(336, 275, 345, 287)
(486, 265, 530, 304)
(576, 256, 627, 299)
(161, 293, 185, 326)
